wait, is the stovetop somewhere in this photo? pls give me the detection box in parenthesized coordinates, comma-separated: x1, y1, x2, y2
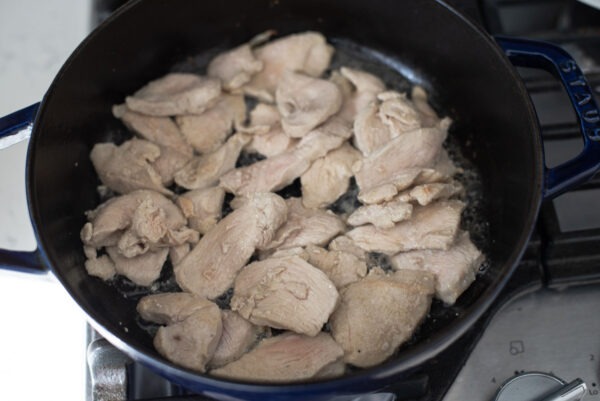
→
(86, 1, 600, 400)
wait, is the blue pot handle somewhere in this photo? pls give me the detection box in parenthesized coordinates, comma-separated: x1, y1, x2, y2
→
(0, 103, 46, 274)
(496, 36, 600, 200)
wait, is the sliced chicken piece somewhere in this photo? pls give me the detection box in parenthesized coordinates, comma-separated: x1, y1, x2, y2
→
(244, 32, 334, 102)
(397, 180, 464, 206)
(150, 146, 194, 186)
(391, 231, 484, 304)
(305, 245, 367, 289)
(220, 127, 346, 196)
(125, 73, 221, 117)
(346, 200, 465, 255)
(354, 123, 449, 194)
(262, 198, 345, 251)
(315, 359, 346, 379)
(176, 94, 246, 154)
(301, 143, 361, 209)
(266, 246, 310, 261)
(330, 269, 435, 367)
(169, 243, 190, 266)
(212, 332, 343, 382)
(154, 305, 222, 372)
(209, 310, 265, 369)
(90, 139, 170, 196)
(84, 255, 116, 281)
(357, 148, 459, 205)
(174, 133, 250, 190)
(237, 103, 280, 135)
(116, 195, 198, 257)
(237, 103, 297, 156)
(328, 235, 367, 261)
(353, 101, 394, 156)
(377, 91, 422, 136)
(411, 85, 440, 127)
(246, 125, 297, 157)
(207, 44, 263, 91)
(357, 183, 402, 205)
(276, 71, 342, 138)
(106, 246, 169, 286)
(81, 190, 188, 249)
(231, 255, 338, 336)
(347, 199, 413, 229)
(112, 104, 193, 156)
(137, 292, 217, 324)
(328, 70, 355, 124)
(176, 187, 225, 235)
(174, 192, 288, 299)
(340, 67, 386, 120)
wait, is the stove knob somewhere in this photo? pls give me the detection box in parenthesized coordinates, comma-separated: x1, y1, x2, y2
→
(494, 372, 587, 401)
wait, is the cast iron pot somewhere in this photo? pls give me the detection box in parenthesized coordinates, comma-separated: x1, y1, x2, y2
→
(1, 1, 599, 400)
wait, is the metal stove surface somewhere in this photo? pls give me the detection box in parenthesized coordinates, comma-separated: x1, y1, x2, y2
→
(445, 284, 600, 401)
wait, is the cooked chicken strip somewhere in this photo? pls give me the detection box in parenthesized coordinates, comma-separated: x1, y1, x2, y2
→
(84, 255, 116, 281)
(207, 44, 263, 91)
(220, 126, 347, 196)
(154, 306, 222, 372)
(112, 104, 193, 156)
(357, 146, 459, 205)
(231, 255, 338, 336)
(125, 73, 221, 117)
(330, 269, 435, 367)
(266, 246, 310, 261)
(353, 101, 394, 156)
(301, 143, 361, 209)
(340, 67, 386, 120)
(174, 133, 250, 190)
(315, 359, 346, 379)
(81, 190, 188, 249)
(237, 103, 280, 135)
(211, 332, 343, 382)
(411, 85, 440, 127)
(346, 200, 465, 255)
(174, 192, 288, 299)
(354, 123, 448, 193)
(209, 310, 265, 369)
(276, 71, 342, 138)
(176, 94, 246, 154)
(377, 91, 422, 136)
(328, 235, 367, 261)
(347, 199, 413, 229)
(244, 32, 334, 102)
(176, 187, 225, 235)
(305, 245, 367, 289)
(106, 247, 169, 286)
(137, 292, 217, 324)
(117, 197, 198, 257)
(262, 198, 346, 251)
(397, 181, 464, 206)
(391, 231, 484, 304)
(246, 125, 297, 157)
(169, 243, 190, 266)
(90, 139, 170, 196)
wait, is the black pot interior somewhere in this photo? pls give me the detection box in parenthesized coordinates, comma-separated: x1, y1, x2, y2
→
(28, 0, 542, 387)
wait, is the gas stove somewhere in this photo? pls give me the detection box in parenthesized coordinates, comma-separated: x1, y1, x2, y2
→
(85, 1, 600, 400)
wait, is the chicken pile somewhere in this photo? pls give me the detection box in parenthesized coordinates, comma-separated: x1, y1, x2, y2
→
(81, 31, 484, 382)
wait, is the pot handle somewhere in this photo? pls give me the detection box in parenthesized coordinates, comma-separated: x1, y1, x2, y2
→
(496, 36, 600, 200)
(0, 103, 46, 274)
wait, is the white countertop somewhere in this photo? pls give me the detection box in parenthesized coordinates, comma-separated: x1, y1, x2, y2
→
(0, 2, 91, 400)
